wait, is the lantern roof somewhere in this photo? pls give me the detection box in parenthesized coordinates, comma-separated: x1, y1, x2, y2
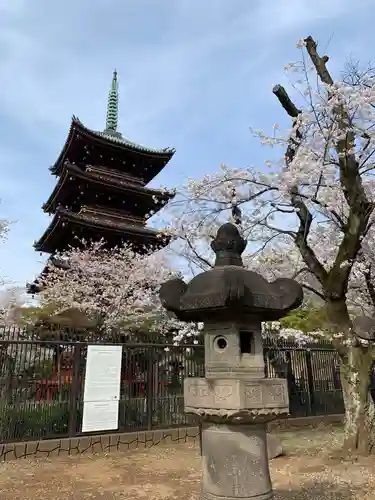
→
(160, 223, 303, 322)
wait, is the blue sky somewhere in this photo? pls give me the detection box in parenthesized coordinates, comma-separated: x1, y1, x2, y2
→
(0, 0, 374, 288)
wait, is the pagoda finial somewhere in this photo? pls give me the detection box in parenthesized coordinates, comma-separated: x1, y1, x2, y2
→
(105, 70, 120, 135)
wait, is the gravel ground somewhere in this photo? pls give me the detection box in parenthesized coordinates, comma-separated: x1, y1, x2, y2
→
(0, 426, 373, 499)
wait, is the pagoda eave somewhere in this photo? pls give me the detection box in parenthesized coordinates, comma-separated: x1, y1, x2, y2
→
(26, 281, 44, 295)
(42, 162, 174, 215)
(34, 209, 169, 255)
(50, 118, 175, 180)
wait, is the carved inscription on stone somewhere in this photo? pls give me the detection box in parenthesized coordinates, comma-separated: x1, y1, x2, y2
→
(189, 384, 198, 398)
(211, 383, 235, 409)
(185, 380, 214, 408)
(204, 444, 269, 497)
(244, 384, 262, 405)
(189, 383, 210, 398)
(213, 385, 233, 401)
(264, 383, 286, 405)
(202, 424, 272, 498)
(207, 454, 219, 486)
(200, 386, 210, 398)
(186, 379, 238, 409)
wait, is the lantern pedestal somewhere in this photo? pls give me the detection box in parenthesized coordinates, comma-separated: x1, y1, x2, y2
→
(185, 377, 289, 500)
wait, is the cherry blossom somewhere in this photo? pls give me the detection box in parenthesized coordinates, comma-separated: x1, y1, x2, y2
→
(158, 36, 375, 454)
(39, 240, 198, 339)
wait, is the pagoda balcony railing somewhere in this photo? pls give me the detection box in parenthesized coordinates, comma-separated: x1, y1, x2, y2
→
(85, 164, 145, 186)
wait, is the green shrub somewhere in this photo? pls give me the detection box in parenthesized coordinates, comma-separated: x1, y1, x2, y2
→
(0, 397, 188, 442)
(118, 398, 148, 429)
(0, 403, 73, 441)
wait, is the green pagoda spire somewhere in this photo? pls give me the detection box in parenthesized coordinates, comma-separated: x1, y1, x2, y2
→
(104, 70, 121, 137)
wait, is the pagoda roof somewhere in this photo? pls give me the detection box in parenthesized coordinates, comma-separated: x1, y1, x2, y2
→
(34, 206, 168, 254)
(50, 117, 175, 177)
(92, 124, 174, 155)
(49, 71, 174, 178)
(43, 162, 174, 214)
(50, 71, 175, 179)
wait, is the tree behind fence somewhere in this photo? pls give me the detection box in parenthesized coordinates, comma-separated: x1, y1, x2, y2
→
(0, 326, 348, 443)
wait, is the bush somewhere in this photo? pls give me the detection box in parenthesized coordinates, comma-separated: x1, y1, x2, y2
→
(0, 397, 189, 442)
(118, 398, 148, 429)
(0, 403, 73, 441)
(0, 399, 149, 441)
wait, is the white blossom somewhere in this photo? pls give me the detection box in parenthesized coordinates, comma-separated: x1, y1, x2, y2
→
(154, 40, 375, 346)
(40, 240, 198, 341)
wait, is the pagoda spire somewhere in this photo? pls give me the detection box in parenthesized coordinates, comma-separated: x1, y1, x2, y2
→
(105, 70, 121, 136)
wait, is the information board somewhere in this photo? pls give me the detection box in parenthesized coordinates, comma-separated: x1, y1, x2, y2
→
(82, 345, 123, 433)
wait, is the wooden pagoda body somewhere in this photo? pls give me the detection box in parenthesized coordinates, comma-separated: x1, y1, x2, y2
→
(28, 71, 175, 293)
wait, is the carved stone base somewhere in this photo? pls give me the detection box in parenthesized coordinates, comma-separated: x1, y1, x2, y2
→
(184, 406, 288, 425)
(201, 422, 273, 500)
(184, 377, 288, 415)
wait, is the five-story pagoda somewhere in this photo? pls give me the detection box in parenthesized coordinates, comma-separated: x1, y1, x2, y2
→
(28, 71, 175, 293)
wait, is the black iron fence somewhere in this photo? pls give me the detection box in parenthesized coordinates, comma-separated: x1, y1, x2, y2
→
(0, 326, 345, 443)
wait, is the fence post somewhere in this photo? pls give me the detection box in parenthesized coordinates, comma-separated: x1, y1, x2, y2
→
(146, 348, 154, 431)
(305, 350, 315, 416)
(68, 344, 82, 437)
(263, 347, 269, 378)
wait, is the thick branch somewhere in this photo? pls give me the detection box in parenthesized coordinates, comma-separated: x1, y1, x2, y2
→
(273, 196, 344, 229)
(305, 37, 374, 297)
(302, 283, 325, 301)
(294, 232, 328, 285)
(304, 36, 333, 85)
(292, 267, 310, 280)
(290, 190, 328, 284)
(272, 85, 301, 118)
(273, 84, 328, 285)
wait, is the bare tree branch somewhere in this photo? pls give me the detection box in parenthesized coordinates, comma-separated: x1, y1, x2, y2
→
(304, 36, 333, 85)
(304, 36, 374, 298)
(272, 85, 301, 118)
(273, 82, 329, 285)
(302, 284, 325, 301)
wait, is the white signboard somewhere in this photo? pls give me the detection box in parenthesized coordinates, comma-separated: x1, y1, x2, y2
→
(82, 401, 120, 433)
(82, 345, 123, 433)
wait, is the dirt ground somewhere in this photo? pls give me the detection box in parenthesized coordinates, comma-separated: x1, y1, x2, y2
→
(0, 426, 374, 500)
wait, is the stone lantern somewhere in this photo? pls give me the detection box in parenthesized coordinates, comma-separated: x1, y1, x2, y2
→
(160, 223, 303, 500)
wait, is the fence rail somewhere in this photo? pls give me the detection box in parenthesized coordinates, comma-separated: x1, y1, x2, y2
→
(0, 326, 347, 443)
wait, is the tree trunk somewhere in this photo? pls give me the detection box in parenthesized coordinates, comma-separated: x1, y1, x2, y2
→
(325, 298, 375, 455)
(340, 345, 375, 455)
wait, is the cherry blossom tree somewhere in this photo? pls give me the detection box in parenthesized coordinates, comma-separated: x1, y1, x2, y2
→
(160, 36, 375, 455)
(0, 209, 9, 245)
(0, 286, 28, 325)
(38, 240, 197, 340)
